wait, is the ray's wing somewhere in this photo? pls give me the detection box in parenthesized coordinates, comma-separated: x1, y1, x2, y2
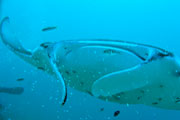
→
(62, 39, 172, 63)
(49, 58, 67, 105)
(0, 17, 67, 105)
(91, 64, 149, 97)
(0, 17, 32, 55)
(59, 39, 173, 98)
(91, 53, 175, 97)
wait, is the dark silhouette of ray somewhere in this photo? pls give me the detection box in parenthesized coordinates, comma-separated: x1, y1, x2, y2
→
(0, 87, 24, 95)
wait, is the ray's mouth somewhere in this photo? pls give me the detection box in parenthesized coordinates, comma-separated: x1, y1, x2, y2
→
(158, 52, 174, 57)
(147, 51, 174, 63)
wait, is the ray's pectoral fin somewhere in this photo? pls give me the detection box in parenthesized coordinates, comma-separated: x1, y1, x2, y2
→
(49, 58, 67, 106)
(91, 63, 155, 97)
(0, 17, 32, 55)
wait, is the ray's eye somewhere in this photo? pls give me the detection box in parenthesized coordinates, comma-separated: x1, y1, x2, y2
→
(40, 43, 49, 48)
(40, 42, 52, 48)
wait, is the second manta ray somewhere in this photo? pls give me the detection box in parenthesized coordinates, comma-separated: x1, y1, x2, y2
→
(1, 17, 180, 110)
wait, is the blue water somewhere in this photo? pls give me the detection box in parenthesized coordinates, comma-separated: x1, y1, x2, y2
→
(0, 0, 180, 120)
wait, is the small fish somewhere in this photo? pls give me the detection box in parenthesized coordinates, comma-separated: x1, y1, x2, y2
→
(176, 97, 180, 99)
(72, 70, 77, 74)
(137, 96, 142, 100)
(152, 102, 158, 105)
(65, 71, 70, 75)
(86, 91, 93, 96)
(100, 108, 104, 111)
(114, 110, 120, 117)
(42, 26, 57, 32)
(159, 85, 164, 88)
(140, 90, 145, 94)
(175, 100, 180, 103)
(16, 78, 24, 82)
(37, 67, 45, 71)
(158, 98, 162, 101)
(103, 49, 121, 54)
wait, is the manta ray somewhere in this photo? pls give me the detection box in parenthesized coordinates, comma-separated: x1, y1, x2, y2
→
(1, 17, 180, 110)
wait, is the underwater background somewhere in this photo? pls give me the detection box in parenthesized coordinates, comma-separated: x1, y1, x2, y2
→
(0, 0, 180, 120)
